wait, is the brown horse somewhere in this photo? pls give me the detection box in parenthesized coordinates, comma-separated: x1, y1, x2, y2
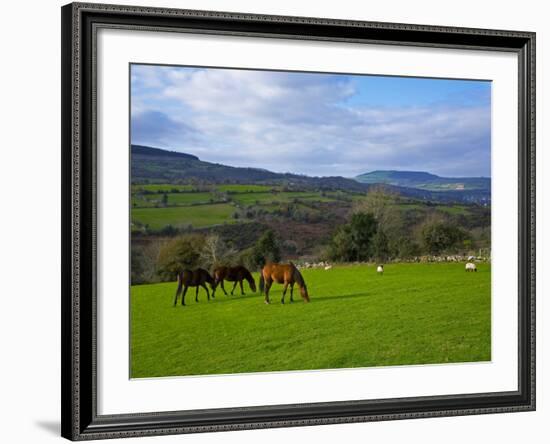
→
(173, 268, 216, 306)
(259, 262, 310, 304)
(213, 265, 257, 297)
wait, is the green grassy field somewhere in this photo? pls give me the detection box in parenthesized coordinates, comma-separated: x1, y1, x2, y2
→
(131, 188, 335, 209)
(218, 184, 276, 193)
(437, 205, 470, 215)
(132, 184, 196, 193)
(231, 191, 335, 205)
(132, 192, 223, 207)
(132, 203, 236, 229)
(130, 262, 491, 378)
(164, 192, 220, 206)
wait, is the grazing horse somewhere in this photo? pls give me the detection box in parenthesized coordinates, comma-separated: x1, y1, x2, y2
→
(259, 262, 310, 304)
(173, 268, 216, 306)
(213, 265, 256, 297)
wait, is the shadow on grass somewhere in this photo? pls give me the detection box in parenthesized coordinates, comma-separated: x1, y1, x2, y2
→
(172, 291, 258, 306)
(261, 292, 371, 304)
(173, 291, 371, 307)
(304, 292, 370, 304)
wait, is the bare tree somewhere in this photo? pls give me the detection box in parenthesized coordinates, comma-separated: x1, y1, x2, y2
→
(199, 234, 237, 269)
(353, 186, 399, 226)
(353, 186, 406, 259)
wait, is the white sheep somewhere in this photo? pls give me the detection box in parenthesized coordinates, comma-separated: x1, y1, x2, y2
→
(324, 265, 332, 270)
(465, 262, 477, 272)
(377, 265, 384, 274)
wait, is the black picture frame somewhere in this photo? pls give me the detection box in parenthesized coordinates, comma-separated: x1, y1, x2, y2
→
(61, 2, 536, 440)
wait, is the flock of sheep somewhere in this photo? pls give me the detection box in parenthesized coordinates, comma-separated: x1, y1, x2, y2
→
(301, 262, 476, 274)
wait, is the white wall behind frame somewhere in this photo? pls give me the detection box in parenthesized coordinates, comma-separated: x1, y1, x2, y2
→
(0, 1, 545, 444)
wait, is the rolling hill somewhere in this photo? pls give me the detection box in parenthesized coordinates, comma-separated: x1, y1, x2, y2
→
(131, 144, 368, 191)
(131, 145, 490, 203)
(355, 170, 490, 192)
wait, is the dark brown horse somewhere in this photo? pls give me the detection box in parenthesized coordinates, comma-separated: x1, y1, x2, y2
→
(259, 262, 310, 304)
(213, 265, 256, 297)
(173, 268, 216, 306)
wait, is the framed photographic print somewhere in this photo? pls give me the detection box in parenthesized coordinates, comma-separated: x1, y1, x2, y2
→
(61, 2, 536, 440)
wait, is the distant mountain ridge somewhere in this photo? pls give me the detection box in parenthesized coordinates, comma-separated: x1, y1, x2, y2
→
(132, 144, 199, 160)
(131, 145, 490, 203)
(355, 170, 490, 192)
(133, 144, 309, 184)
(358, 170, 439, 182)
(131, 144, 368, 190)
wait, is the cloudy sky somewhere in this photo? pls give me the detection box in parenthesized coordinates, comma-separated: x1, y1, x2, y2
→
(131, 64, 491, 178)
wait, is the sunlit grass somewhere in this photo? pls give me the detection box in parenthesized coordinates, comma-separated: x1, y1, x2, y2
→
(131, 262, 491, 378)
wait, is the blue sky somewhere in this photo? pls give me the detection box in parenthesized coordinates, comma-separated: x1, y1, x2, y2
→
(131, 64, 491, 178)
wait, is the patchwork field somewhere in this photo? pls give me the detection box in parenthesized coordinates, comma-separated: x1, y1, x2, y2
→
(218, 184, 275, 193)
(132, 192, 221, 208)
(130, 262, 491, 378)
(231, 191, 335, 205)
(130, 183, 489, 235)
(132, 203, 236, 229)
(132, 184, 196, 193)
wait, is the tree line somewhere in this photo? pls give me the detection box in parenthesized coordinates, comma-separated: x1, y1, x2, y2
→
(132, 230, 281, 285)
(326, 188, 475, 263)
(131, 188, 489, 285)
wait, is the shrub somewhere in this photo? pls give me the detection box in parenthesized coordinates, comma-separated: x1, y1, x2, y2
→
(372, 229, 390, 262)
(282, 239, 298, 255)
(394, 237, 422, 258)
(131, 242, 162, 285)
(156, 234, 205, 280)
(240, 230, 281, 270)
(328, 212, 378, 262)
(131, 246, 147, 285)
(421, 220, 466, 254)
(159, 224, 178, 236)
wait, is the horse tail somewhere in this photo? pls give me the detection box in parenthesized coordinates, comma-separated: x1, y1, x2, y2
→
(259, 272, 265, 293)
(174, 271, 183, 305)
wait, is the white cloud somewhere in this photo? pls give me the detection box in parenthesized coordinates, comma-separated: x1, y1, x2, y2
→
(131, 67, 491, 178)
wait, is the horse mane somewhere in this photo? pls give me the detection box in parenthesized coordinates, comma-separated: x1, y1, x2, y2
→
(200, 268, 215, 284)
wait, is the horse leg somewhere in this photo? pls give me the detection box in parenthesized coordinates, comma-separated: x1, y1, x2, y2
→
(231, 281, 238, 296)
(201, 283, 210, 301)
(181, 286, 188, 306)
(174, 279, 183, 306)
(221, 280, 228, 296)
(281, 283, 289, 304)
(264, 280, 272, 304)
(239, 279, 245, 295)
(195, 286, 199, 303)
(290, 283, 295, 303)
